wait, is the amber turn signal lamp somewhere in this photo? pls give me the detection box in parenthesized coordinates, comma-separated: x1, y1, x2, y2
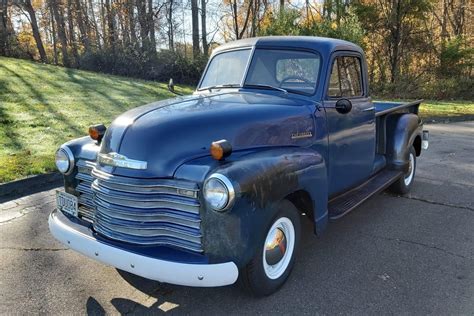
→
(89, 124, 106, 142)
(210, 139, 232, 160)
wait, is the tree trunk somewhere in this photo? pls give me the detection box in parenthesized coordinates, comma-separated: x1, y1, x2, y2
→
(104, 0, 116, 51)
(50, 4, 58, 64)
(231, 1, 238, 39)
(167, 0, 174, 51)
(22, 0, 48, 62)
(136, 0, 149, 50)
(50, 0, 71, 67)
(67, 0, 80, 66)
(201, 0, 208, 56)
(87, 0, 100, 49)
(148, 0, 156, 53)
(74, 0, 90, 51)
(389, 0, 402, 83)
(0, 0, 9, 55)
(191, 0, 199, 58)
(128, 0, 137, 46)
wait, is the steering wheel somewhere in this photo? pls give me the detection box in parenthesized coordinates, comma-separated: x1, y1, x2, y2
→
(279, 76, 312, 87)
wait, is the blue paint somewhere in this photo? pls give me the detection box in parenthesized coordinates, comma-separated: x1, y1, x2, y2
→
(55, 36, 424, 267)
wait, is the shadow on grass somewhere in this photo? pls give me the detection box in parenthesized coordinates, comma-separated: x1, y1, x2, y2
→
(0, 78, 25, 151)
(0, 63, 83, 136)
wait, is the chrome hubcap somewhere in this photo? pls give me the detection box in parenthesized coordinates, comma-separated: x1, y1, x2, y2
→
(404, 153, 415, 186)
(262, 217, 295, 280)
(264, 227, 287, 266)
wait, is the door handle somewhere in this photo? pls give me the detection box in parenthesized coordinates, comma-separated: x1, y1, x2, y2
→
(362, 106, 375, 112)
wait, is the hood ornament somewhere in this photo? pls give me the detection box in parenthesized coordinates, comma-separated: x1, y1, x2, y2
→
(98, 152, 147, 170)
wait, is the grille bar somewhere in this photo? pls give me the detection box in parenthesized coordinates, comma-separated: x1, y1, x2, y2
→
(75, 159, 95, 222)
(89, 167, 203, 253)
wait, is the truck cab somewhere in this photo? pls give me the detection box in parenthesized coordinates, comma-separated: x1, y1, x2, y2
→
(49, 36, 428, 296)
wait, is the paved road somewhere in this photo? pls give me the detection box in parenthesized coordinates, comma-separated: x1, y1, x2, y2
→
(1, 122, 473, 315)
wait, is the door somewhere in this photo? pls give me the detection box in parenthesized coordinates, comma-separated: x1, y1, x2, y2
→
(323, 53, 376, 196)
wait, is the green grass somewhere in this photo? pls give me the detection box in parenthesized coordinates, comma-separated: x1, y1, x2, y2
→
(0, 56, 192, 183)
(0, 56, 472, 183)
(419, 100, 474, 122)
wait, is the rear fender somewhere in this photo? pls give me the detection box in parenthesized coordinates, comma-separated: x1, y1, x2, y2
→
(386, 113, 422, 171)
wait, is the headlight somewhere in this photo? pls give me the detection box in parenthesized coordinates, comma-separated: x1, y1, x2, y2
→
(203, 174, 235, 211)
(55, 146, 74, 174)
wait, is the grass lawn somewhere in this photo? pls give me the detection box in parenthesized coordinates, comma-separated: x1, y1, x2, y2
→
(0, 56, 192, 183)
(0, 56, 472, 183)
(418, 100, 474, 123)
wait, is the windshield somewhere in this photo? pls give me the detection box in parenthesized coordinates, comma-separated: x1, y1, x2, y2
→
(199, 49, 251, 89)
(199, 48, 321, 95)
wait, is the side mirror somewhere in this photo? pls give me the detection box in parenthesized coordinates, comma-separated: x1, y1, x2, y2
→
(335, 98, 352, 114)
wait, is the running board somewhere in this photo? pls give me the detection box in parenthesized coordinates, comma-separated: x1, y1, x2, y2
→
(328, 170, 403, 220)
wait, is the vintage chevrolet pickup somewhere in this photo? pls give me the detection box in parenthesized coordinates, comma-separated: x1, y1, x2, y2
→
(49, 36, 429, 296)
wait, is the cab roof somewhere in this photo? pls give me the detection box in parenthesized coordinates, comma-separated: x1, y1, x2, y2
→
(213, 36, 364, 57)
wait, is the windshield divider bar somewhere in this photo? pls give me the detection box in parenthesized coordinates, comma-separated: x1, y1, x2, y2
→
(240, 45, 256, 87)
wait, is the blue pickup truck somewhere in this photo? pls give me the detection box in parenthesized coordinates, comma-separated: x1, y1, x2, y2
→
(49, 36, 429, 296)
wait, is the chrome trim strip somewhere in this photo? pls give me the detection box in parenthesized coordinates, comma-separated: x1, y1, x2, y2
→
(98, 152, 147, 170)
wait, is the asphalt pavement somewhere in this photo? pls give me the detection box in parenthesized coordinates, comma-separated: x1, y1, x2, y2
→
(0, 121, 473, 315)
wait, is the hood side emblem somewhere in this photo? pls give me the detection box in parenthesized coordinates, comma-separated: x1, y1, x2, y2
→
(291, 131, 313, 139)
(98, 152, 147, 170)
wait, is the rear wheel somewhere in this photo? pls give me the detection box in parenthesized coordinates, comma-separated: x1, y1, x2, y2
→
(239, 200, 301, 297)
(389, 146, 417, 194)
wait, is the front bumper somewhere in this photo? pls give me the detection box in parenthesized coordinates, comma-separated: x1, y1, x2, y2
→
(48, 210, 239, 287)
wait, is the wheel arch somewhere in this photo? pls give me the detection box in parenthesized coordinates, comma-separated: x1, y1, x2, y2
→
(386, 113, 423, 171)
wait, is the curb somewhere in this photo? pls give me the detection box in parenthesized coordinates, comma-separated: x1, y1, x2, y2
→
(0, 172, 63, 203)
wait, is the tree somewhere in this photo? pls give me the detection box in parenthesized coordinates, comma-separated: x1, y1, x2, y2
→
(49, 0, 71, 66)
(0, 0, 9, 55)
(74, 0, 90, 51)
(227, 0, 253, 40)
(165, 0, 174, 51)
(201, 0, 208, 56)
(17, 0, 48, 62)
(191, 0, 199, 58)
(67, 0, 80, 66)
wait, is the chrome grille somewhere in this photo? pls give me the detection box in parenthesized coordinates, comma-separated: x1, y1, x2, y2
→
(75, 160, 96, 222)
(90, 168, 203, 253)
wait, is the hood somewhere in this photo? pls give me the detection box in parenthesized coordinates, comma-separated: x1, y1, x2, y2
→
(97, 92, 315, 178)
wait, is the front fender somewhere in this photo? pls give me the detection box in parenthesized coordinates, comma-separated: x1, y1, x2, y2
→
(386, 113, 422, 171)
(61, 136, 99, 193)
(181, 147, 328, 267)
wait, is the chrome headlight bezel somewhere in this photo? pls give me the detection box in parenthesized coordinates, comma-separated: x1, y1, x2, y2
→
(203, 173, 235, 212)
(55, 146, 75, 175)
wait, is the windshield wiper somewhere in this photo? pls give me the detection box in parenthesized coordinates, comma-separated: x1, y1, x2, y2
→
(202, 84, 240, 91)
(242, 84, 288, 94)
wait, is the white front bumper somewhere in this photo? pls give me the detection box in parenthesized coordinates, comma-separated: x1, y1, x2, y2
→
(48, 210, 239, 287)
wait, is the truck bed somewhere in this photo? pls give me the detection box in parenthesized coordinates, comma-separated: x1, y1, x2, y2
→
(374, 100, 423, 156)
(374, 100, 423, 117)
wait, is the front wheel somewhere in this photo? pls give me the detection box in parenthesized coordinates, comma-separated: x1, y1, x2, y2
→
(239, 200, 301, 297)
(389, 146, 417, 194)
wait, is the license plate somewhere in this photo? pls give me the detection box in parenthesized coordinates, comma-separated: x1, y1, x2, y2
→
(56, 191, 78, 217)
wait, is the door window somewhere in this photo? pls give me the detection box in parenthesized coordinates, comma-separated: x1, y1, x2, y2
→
(327, 56, 363, 98)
